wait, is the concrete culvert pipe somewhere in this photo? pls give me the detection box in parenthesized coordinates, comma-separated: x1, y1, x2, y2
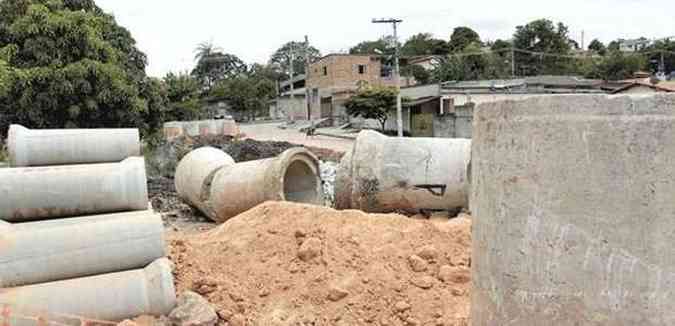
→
(174, 147, 235, 218)
(8, 124, 140, 167)
(0, 157, 149, 222)
(0, 211, 165, 287)
(0, 258, 176, 324)
(175, 147, 323, 223)
(335, 130, 471, 214)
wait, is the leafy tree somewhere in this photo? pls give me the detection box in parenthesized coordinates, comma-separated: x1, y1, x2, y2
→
(607, 40, 621, 52)
(449, 27, 481, 52)
(401, 33, 449, 56)
(210, 69, 276, 121)
(191, 45, 247, 92)
(513, 19, 572, 75)
(491, 39, 512, 54)
(349, 36, 398, 55)
(344, 86, 402, 132)
(588, 39, 607, 56)
(585, 52, 646, 80)
(163, 72, 202, 121)
(269, 41, 321, 78)
(0, 0, 165, 137)
(402, 64, 431, 85)
(642, 40, 675, 74)
(431, 42, 490, 82)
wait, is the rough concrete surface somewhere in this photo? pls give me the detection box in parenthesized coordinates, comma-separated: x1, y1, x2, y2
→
(471, 94, 675, 326)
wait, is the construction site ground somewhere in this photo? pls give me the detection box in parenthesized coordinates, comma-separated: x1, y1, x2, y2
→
(150, 132, 473, 325)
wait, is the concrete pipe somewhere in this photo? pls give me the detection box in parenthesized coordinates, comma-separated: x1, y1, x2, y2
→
(335, 130, 471, 213)
(8, 124, 140, 167)
(175, 147, 323, 223)
(174, 147, 235, 218)
(0, 157, 148, 222)
(0, 211, 165, 287)
(0, 258, 176, 324)
(471, 94, 675, 326)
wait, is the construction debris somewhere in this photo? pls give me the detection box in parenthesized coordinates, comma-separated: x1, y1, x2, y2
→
(169, 292, 219, 326)
(335, 130, 471, 214)
(8, 124, 140, 167)
(174, 147, 323, 222)
(169, 202, 472, 325)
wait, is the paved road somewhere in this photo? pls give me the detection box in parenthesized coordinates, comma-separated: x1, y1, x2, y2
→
(239, 122, 354, 153)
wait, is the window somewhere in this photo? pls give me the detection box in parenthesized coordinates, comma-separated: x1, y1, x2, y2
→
(323, 66, 328, 76)
(358, 65, 367, 74)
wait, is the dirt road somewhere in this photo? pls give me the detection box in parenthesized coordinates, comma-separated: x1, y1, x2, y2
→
(239, 122, 354, 153)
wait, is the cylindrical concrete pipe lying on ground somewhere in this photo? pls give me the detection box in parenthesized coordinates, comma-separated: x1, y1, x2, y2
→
(0, 258, 176, 324)
(0, 210, 165, 287)
(175, 147, 323, 222)
(8, 124, 140, 167)
(335, 130, 471, 213)
(0, 157, 148, 222)
(471, 94, 675, 326)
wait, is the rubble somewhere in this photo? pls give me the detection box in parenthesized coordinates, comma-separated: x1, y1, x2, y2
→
(169, 292, 218, 326)
(169, 202, 472, 325)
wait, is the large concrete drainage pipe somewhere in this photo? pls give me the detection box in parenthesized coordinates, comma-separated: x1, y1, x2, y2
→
(0, 258, 176, 324)
(471, 94, 675, 325)
(175, 147, 322, 223)
(8, 124, 140, 167)
(0, 157, 149, 222)
(335, 130, 471, 213)
(0, 210, 165, 287)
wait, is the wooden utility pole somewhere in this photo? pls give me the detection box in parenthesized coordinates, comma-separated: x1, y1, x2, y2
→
(289, 43, 295, 102)
(372, 18, 403, 137)
(511, 47, 516, 77)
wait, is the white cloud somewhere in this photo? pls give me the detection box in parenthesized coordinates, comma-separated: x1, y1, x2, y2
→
(96, 0, 675, 77)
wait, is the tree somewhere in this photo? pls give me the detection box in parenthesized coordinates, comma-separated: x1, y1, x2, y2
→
(512, 19, 573, 75)
(0, 0, 165, 137)
(349, 37, 398, 55)
(191, 45, 247, 92)
(431, 42, 491, 82)
(402, 64, 431, 85)
(642, 40, 675, 74)
(585, 52, 646, 80)
(449, 27, 481, 52)
(588, 39, 607, 56)
(210, 69, 276, 121)
(163, 72, 202, 121)
(401, 33, 449, 56)
(491, 39, 512, 53)
(269, 41, 321, 78)
(344, 86, 400, 131)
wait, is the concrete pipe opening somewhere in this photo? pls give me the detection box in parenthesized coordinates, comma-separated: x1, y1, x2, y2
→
(282, 157, 320, 203)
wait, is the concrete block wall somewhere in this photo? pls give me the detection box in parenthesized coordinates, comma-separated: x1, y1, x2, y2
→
(471, 94, 675, 326)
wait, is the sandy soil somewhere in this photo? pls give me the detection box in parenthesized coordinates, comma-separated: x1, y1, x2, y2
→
(240, 122, 354, 153)
(168, 202, 472, 326)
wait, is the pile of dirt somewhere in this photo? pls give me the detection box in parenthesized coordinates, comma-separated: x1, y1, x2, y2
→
(169, 202, 472, 326)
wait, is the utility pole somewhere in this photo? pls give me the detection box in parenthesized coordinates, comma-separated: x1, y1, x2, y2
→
(289, 43, 295, 102)
(660, 51, 666, 74)
(305, 35, 313, 123)
(511, 47, 516, 77)
(373, 18, 403, 137)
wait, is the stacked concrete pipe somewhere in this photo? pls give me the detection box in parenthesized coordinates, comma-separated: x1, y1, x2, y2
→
(175, 147, 323, 222)
(0, 126, 176, 322)
(335, 130, 471, 214)
(8, 124, 140, 167)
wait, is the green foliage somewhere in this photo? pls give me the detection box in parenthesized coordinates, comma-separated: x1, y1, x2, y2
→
(401, 33, 449, 56)
(0, 0, 165, 137)
(584, 51, 647, 80)
(402, 64, 431, 85)
(191, 43, 247, 92)
(344, 86, 401, 131)
(210, 68, 276, 121)
(513, 19, 572, 75)
(349, 37, 398, 55)
(269, 41, 321, 77)
(642, 40, 675, 73)
(449, 27, 481, 52)
(491, 39, 512, 52)
(431, 43, 511, 82)
(163, 72, 202, 121)
(588, 39, 607, 56)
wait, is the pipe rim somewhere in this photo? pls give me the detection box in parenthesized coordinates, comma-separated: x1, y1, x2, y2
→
(7, 124, 28, 167)
(274, 148, 323, 205)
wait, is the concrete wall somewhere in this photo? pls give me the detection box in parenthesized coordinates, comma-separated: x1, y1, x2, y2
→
(471, 94, 675, 326)
(401, 84, 441, 99)
(271, 97, 307, 121)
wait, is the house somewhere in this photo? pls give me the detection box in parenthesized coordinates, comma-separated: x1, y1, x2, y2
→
(305, 54, 399, 124)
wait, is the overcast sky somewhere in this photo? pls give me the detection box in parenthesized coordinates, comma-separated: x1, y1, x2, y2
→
(97, 0, 674, 77)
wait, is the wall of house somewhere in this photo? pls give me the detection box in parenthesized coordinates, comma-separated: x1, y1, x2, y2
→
(401, 84, 442, 99)
(270, 97, 307, 121)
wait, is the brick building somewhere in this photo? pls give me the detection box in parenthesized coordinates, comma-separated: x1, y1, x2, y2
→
(306, 54, 398, 123)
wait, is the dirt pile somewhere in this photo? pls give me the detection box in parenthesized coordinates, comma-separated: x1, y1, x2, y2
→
(169, 202, 472, 326)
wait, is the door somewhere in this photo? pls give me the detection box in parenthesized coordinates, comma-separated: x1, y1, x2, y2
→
(320, 97, 333, 119)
